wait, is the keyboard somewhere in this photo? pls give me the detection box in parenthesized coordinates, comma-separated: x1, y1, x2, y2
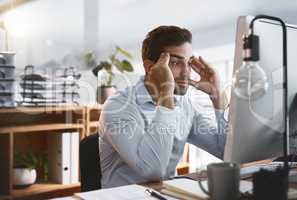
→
(240, 162, 297, 177)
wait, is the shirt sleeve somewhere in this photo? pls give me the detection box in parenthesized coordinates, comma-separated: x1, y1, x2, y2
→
(98, 98, 178, 180)
(187, 107, 228, 159)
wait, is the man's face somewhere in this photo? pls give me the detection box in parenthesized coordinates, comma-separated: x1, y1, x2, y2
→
(165, 42, 193, 95)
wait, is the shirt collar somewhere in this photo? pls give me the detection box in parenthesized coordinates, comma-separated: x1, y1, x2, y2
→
(135, 76, 181, 106)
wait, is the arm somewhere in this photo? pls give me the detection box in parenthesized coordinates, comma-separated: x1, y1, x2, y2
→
(99, 53, 176, 180)
(187, 107, 227, 159)
(187, 56, 228, 158)
(99, 98, 177, 180)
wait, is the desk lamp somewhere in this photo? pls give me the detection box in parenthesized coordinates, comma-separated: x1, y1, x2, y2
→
(232, 14, 289, 197)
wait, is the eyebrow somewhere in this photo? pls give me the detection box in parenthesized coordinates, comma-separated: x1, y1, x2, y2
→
(169, 53, 195, 61)
(169, 53, 184, 59)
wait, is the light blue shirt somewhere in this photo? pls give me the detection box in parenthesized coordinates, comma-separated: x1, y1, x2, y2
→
(98, 76, 227, 188)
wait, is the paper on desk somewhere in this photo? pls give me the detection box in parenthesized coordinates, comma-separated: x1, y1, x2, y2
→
(75, 184, 178, 200)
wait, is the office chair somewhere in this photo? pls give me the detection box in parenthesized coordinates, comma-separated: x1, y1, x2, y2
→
(79, 133, 102, 192)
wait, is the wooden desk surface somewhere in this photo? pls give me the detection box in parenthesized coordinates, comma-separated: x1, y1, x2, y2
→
(140, 160, 272, 191)
(71, 167, 297, 200)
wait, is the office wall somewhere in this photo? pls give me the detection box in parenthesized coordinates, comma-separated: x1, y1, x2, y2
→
(0, 0, 242, 105)
(0, 0, 138, 104)
(0, 0, 245, 105)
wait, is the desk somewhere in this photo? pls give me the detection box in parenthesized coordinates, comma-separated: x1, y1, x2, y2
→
(140, 160, 267, 192)
(68, 160, 297, 200)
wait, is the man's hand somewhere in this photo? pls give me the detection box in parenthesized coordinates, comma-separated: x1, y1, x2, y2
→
(189, 56, 228, 109)
(147, 53, 175, 109)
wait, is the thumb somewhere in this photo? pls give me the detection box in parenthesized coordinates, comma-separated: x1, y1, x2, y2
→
(157, 52, 170, 66)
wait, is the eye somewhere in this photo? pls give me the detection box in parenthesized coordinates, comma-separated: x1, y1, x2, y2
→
(169, 60, 179, 66)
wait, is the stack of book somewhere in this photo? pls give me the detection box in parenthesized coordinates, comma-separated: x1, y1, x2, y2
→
(0, 58, 16, 107)
(19, 65, 80, 106)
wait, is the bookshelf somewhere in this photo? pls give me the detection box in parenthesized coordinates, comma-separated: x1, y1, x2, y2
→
(84, 105, 102, 137)
(0, 105, 101, 200)
(11, 183, 80, 200)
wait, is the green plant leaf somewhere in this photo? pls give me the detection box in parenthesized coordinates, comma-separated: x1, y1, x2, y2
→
(121, 60, 134, 72)
(113, 58, 124, 72)
(27, 151, 38, 169)
(110, 54, 116, 63)
(92, 65, 103, 76)
(90, 46, 133, 79)
(92, 61, 112, 76)
(102, 61, 112, 72)
(106, 71, 114, 86)
(116, 46, 133, 59)
(14, 151, 48, 171)
(14, 151, 25, 167)
(84, 52, 96, 68)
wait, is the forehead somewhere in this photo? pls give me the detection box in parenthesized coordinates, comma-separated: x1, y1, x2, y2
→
(164, 42, 193, 60)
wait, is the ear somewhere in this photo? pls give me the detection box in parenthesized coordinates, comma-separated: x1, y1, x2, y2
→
(143, 59, 154, 74)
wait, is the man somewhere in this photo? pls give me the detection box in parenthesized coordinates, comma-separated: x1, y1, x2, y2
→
(98, 25, 228, 188)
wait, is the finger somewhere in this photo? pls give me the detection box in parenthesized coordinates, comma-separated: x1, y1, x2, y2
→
(157, 52, 170, 67)
(191, 57, 205, 75)
(195, 57, 216, 76)
(192, 57, 206, 69)
(198, 56, 211, 69)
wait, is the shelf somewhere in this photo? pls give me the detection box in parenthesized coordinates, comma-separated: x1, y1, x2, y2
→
(0, 106, 89, 199)
(0, 195, 11, 200)
(0, 123, 84, 134)
(0, 106, 84, 114)
(89, 121, 99, 127)
(12, 182, 80, 199)
(85, 104, 102, 111)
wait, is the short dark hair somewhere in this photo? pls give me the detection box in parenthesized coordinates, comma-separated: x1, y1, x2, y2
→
(142, 25, 192, 62)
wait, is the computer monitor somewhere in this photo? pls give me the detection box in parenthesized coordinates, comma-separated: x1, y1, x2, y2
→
(224, 16, 297, 164)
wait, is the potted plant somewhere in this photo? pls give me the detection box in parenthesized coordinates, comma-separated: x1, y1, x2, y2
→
(13, 151, 48, 188)
(85, 46, 134, 103)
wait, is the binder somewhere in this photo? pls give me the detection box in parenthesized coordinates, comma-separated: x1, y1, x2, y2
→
(48, 132, 71, 184)
(48, 132, 79, 184)
(70, 132, 79, 183)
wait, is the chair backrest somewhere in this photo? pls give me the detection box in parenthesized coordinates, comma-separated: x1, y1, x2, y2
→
(79, 133, 102, 192)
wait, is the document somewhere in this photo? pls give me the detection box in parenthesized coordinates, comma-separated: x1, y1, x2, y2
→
(75, 184, 178, 200)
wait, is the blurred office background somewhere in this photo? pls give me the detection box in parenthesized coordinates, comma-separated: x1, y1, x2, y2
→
(0, 0, 296, 172)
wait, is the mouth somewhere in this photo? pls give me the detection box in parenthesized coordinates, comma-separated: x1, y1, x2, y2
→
(175, 80, 189, 87)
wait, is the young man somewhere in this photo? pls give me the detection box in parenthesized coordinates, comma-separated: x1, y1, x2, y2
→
(98, 26, 228, 188)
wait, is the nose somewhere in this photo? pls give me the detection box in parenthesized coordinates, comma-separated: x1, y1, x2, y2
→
(180, 64, 191, 77)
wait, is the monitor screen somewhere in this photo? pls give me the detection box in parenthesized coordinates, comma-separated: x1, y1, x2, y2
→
(224, 16, 297, 164)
